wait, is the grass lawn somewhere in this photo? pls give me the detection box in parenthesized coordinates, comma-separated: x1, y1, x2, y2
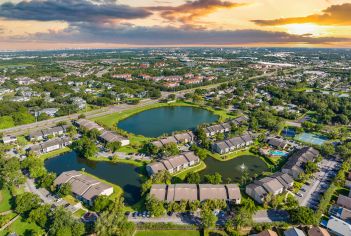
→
(173, 161, 207, 180)
(88, 155, 148, 167)
(135, 230, 201, 236)
(0, 188, 12, 213)
(63, 195, 80, 205)
(39, 147, 71, 160)
(73, 209, 86, 218)
(204, 229, 228, 236)
(0, 216, 42, 236)
(207, 107, 233, 122)
(210, 149, 255, 161)
(267, 155, 287, 166)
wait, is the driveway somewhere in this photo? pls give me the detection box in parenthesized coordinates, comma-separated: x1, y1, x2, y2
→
(24, 178, 54, 205)
(296, 158, 339, 208)
(253, 210, 289, 223)
(128, 213, 199, 225)
(128, 210, 289, 225)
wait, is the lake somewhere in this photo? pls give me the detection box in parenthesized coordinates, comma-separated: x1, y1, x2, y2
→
(200, 155, 269, 182)
(117, 106, 218, 137)
(44, 151, 143, 205)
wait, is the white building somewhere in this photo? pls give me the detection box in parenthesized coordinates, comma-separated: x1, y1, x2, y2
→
(326, 216, 351, 236)
(2, 136, 17, 144)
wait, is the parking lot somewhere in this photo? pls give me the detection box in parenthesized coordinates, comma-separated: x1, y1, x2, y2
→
(128, 210, 227, 226)
(296, 157, 341, 208)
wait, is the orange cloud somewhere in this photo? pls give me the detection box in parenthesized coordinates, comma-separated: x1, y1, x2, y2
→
(252, 3, 351, 26)
(148, 0, 246, 25)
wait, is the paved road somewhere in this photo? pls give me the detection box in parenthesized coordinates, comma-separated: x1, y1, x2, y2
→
(0, 98, 158, 136)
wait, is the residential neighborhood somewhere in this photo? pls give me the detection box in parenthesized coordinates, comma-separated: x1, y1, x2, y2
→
(0, 46, 351, 235)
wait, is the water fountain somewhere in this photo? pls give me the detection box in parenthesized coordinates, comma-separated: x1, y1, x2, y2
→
(240, 163, 246, 171)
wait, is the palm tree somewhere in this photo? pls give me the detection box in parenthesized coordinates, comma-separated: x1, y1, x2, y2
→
(242, 198, 256, 215)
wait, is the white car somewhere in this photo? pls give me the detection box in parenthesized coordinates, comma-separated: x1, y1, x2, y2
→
(296, 193, 303, 197)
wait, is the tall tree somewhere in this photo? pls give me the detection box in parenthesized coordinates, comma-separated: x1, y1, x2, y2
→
(15, 192, 41, 215)
(200, 209, 217, 229)
(95, 197, 135, 236)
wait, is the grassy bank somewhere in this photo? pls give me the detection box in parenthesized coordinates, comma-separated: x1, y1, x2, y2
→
(39, 147, 71, 160)
(93, 101, 198, 129)
(0, 188, 12, 213)
(173, 161, 207, 180)
(88, 155, 148, 167)
(210, 149, 256, 162)
(0, 216, 42, 236)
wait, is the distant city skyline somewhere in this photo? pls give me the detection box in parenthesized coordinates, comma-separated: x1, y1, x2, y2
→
(0, 0, 350, 50)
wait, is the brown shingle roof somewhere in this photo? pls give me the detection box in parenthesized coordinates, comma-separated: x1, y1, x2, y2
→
(173, 184, 198, 201)
(54, 170, 113, 202)
(255, 177, 284, 194)
(257, 230, 278, 236)
(337, 195, 351, 210)
(199, 184, 227, 201)
(150, 184, 167, 201)
(307, 226, 330, 236)
(226, 184, 241, 200)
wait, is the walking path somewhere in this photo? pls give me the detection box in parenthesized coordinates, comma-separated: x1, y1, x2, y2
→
(0, 215, 19, 231)
(0, 210, 12, 216)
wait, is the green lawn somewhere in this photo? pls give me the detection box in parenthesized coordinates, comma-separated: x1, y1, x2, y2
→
(210, 149, 255, 161)
(208, 108, 233, 122)
(204, 229, 228, 236)
(0, 188, 12, 213)
(88, 155, 148, 167)
(0, 216, 43, 236)
(63, 195, 80, 205)
(39, 147, 71, 160)
(173, 161, 207, 180)
(135, 230, 201, 236)
(73, 209, 86, 218)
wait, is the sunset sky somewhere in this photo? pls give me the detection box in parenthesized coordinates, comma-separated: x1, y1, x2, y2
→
(0, 0, 350, 50)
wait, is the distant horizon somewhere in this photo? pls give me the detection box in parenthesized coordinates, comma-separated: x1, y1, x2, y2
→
(0, 0, 350, 50)
(1, 44, 351, 53)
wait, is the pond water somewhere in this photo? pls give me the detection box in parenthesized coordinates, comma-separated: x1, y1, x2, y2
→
(44, 151, 143, 205)
(200, 155, 269, 182)
(117, 106, 218, 137)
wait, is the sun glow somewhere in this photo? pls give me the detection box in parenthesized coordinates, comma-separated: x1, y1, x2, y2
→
(285, 23, 322, 36)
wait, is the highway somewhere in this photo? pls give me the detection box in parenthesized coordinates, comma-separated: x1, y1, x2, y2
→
(0, 98, 159, 136)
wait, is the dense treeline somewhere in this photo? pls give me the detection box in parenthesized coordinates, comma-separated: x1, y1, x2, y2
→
(265, 85, 351, 125)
